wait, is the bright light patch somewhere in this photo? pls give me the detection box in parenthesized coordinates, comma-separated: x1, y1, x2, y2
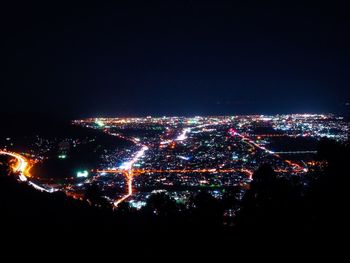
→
(119, 161, 132, 170)
(95, 120, 105, 127)
(232, 153, 239, 160)
(77, 170, 89, 178)
(119, 146, 148, 171)
(129, 200, 147, 210)
(19, 174, 27, 182)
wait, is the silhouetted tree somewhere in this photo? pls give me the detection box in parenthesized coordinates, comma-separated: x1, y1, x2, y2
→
(236, 164, 301, 236)
(188, 191, 223, 229)
(116, 201, 132, 215)
(222, 189, 239, 209)
(305, 138, 350, 235)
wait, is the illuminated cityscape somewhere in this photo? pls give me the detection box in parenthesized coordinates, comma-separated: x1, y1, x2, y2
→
(1, 113, 348, 211)
(1, 0, 350, 252)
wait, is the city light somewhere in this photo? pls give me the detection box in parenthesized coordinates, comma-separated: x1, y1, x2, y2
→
(3, 113, 347, 208)
(0, 150, 57, 192)
(95, 120, 105, 127)
(175, 128, 191, 141)
(77, 170, 89, 178)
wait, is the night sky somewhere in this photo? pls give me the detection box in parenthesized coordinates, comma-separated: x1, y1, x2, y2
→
(1, 0, 350, 117)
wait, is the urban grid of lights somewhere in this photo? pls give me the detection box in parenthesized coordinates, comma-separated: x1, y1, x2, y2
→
(1, 114, 348, 208)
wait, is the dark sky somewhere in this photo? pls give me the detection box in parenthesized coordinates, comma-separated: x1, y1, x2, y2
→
(1, 0, 350, 117)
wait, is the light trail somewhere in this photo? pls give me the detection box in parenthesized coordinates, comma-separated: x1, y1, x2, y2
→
(114, 173, 133, 206)
(0, 150, 56, 193)
(103, 127, 151, 206)
(113, 146, 148, 206)
(0, 150, 31, 181)
(28, 181, 56, 193)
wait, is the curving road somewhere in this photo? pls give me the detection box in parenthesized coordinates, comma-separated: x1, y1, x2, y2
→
(0, 150, 56, 193)
(0, 150, 31, 181)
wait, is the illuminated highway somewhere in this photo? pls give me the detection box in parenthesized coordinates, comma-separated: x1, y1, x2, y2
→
(110, 167, 253, 206)
(113, 145, 149, 206)
(0, 150, 56, 193)
(104, 125, 255, 206)
(1, 115, 329, 209)
(0, 150, 32, 181)
(106, 124, 308, 206)
(112, 127, 196, 206)
(228, 128, 307, 173)
(113, 170, 133, 206)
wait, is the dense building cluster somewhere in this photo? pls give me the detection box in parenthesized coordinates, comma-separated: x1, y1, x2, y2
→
(1, 114, 348, 209)
(71, 114, 348, 208)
